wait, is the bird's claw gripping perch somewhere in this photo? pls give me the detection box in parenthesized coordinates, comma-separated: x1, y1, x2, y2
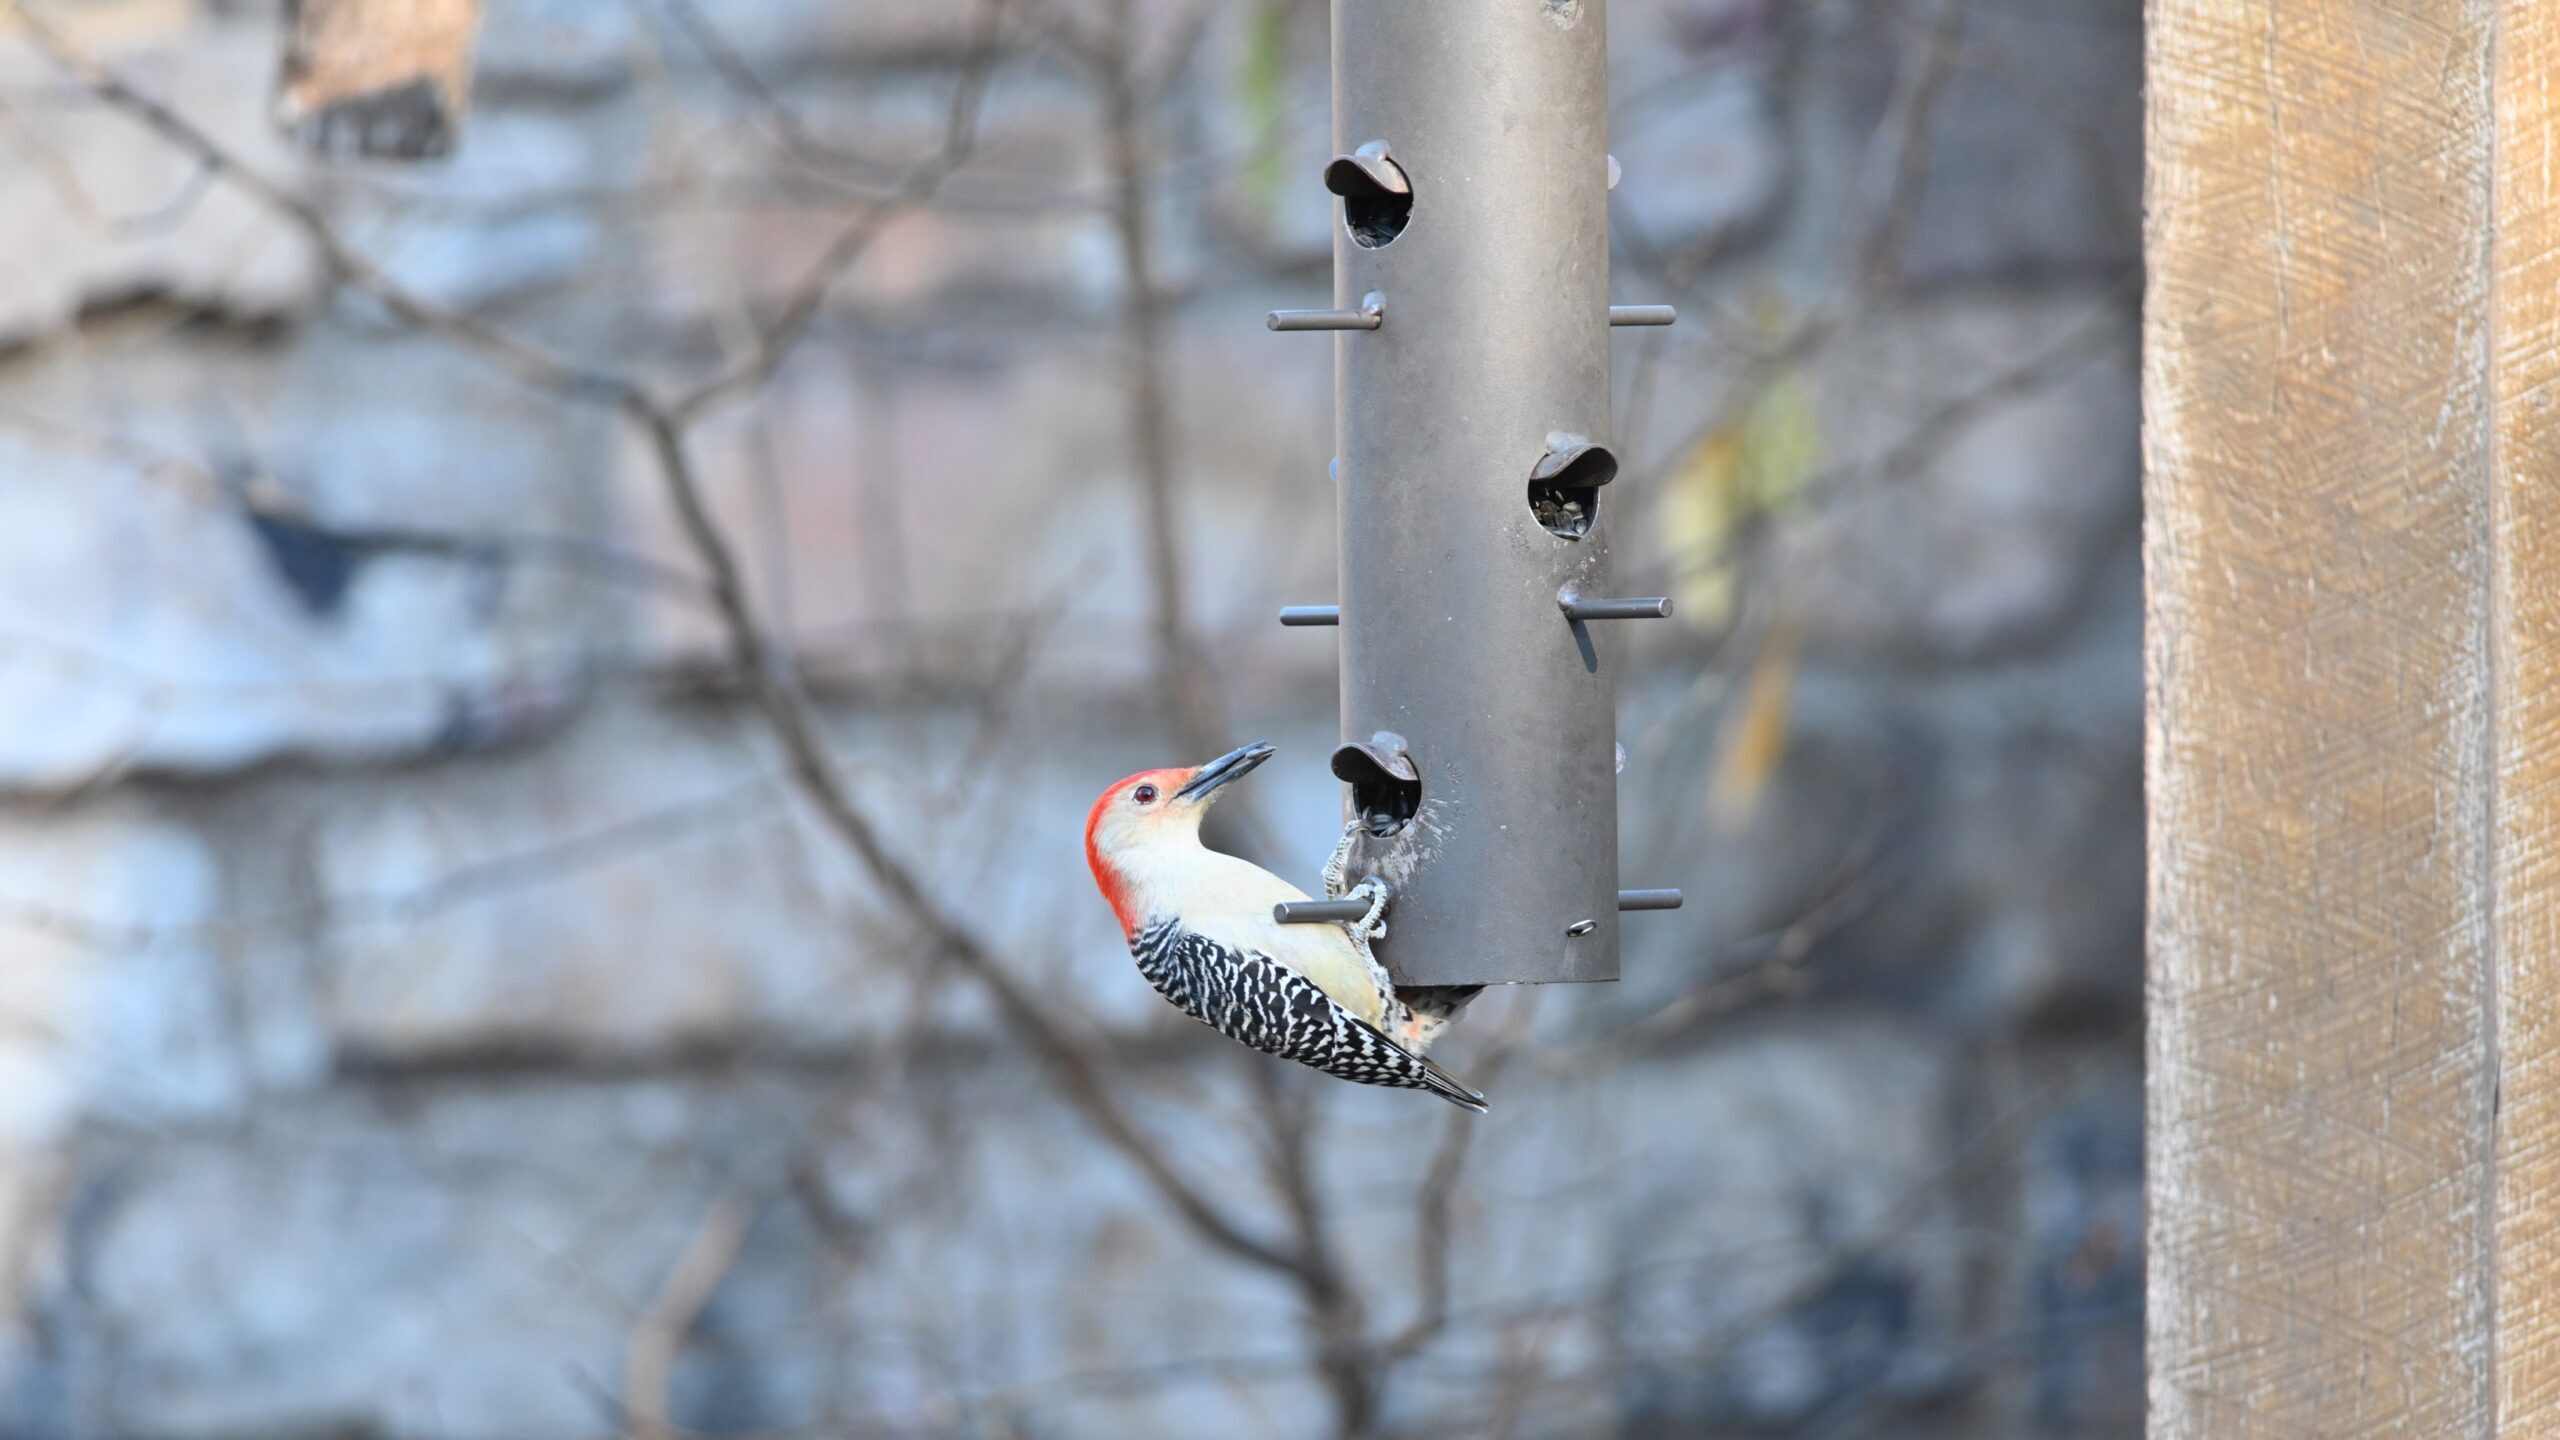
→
(1323, 815, 1396, 1006)
(1320, 813, 1357, 903)
(1349, 877, 1389, 944)
(1340, 878, 1395, 1034)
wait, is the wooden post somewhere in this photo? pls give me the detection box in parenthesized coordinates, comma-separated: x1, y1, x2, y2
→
(2146, 0, 2560, 1434)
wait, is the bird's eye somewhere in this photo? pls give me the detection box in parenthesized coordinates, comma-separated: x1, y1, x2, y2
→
(1134, 784, 1158, 805)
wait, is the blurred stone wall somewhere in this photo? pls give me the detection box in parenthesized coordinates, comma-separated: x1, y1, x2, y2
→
(0, 0, 2142, 1436)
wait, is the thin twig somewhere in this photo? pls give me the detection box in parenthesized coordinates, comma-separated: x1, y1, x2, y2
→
(624, 1189, 757, 1440)
(1248, 1067, 1371, 1439)
(667, 6, 999, 425)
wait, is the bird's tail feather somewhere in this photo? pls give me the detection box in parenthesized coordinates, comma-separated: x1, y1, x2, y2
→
(1416, 1056, 1488, 1115)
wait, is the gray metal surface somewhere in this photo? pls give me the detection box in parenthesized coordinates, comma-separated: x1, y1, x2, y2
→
(1321, 0, 1624, 986)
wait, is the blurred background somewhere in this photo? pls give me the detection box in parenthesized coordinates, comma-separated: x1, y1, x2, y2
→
(0, 0, 2141, 1435)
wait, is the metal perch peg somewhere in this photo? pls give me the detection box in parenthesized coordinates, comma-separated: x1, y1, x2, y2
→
(1608, 305, 1678, 327)
(1558, 587, 1673, 621)
(1277, 894, 1388, 925)
(1279, 606, 1341, 626)
(1269, 292, 1385, 331)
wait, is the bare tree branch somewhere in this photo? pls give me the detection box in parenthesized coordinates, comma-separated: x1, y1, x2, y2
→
(624, 1189, 756, 1440)
(1376, 998, 1540, 1368)
(5, 0, 1318, 1291)
(630, 392, 1315, 1285)
(7, 2, 637, 401)
(1246, 1068, 1371, 1437)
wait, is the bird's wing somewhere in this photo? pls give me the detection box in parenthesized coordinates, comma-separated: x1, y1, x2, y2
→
(1175, 853, 1385, 1025)
(1136, 921, 1484, 1112)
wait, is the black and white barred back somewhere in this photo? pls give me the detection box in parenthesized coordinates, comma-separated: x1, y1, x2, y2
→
(1131, 918, 1487, 1113)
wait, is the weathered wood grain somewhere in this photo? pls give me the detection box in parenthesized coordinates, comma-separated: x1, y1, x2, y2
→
(2149, 0, 2560, 1433)
(272, 0, 481, 160)
(2494, 3, 2560, 1433)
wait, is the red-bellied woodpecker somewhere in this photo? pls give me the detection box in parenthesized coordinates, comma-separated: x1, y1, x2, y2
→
(1085, 743, 1487, 1113)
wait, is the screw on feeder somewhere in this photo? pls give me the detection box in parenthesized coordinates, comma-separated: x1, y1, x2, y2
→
(1608, 305, 1678, 327)
(1279, 605, 1341, 627)
(1571, 891, 1684, 936)
(1268, 291, 1384, 332)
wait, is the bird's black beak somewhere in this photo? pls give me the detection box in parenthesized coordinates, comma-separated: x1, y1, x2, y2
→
(1176, 742, 1276, 800)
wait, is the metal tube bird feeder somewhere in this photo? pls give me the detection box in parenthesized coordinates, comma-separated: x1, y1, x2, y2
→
(1270, 0, 1676, 987)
